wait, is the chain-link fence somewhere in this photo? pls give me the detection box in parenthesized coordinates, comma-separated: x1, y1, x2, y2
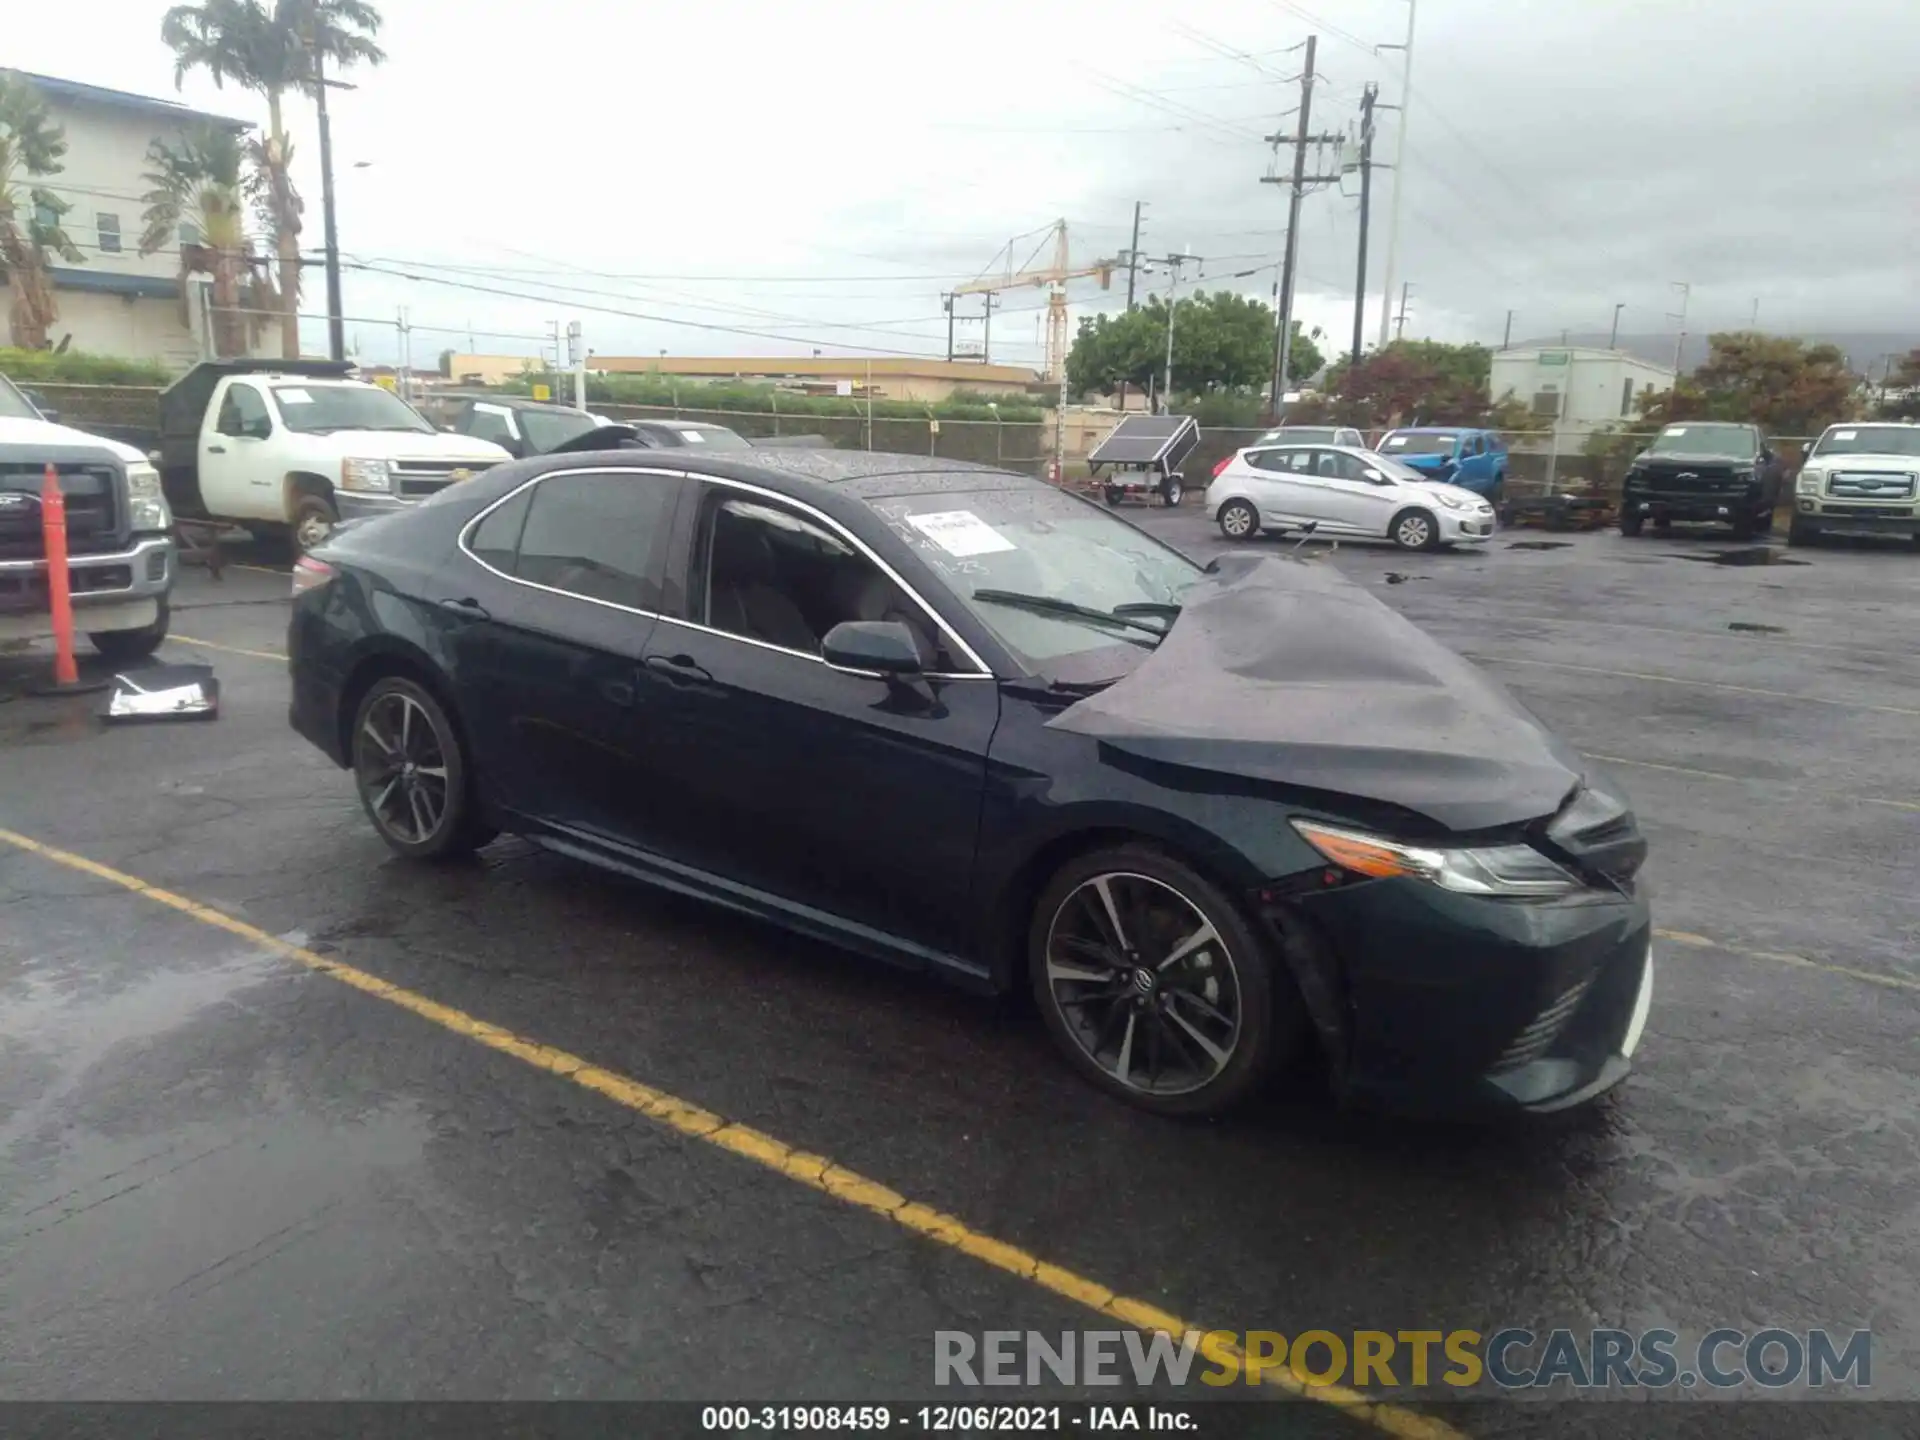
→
(588, 403, 1048, 474)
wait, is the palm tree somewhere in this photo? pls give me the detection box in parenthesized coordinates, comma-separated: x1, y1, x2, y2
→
(160, 0, 384, 358)
(0, 73, 87, 350)
(139, 125, 277, 358)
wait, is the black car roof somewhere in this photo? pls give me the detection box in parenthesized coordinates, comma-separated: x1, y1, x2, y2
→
(510, 446, 1018, 504)
(444, 392, 584, 414)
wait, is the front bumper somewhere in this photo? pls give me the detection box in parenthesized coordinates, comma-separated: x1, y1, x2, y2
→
(1437, 506, 1497, 543)
(1623, 491, 1755, 522)
(1283, 874, 1652, 1117)
(0, 534, 173, 639)
(1794, 498, 1919, 536)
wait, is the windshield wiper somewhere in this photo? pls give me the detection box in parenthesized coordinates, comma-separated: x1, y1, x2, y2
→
(1112, 600, 1181, 622)
(971, 589, 1166, 641)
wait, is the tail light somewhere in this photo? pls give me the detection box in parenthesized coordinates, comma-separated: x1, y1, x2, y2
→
(291, 555, 336, 598)
(1211, 454, 1236, 479)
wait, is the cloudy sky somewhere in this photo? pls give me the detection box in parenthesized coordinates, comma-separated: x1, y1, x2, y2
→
(20, 0, 1920, 370)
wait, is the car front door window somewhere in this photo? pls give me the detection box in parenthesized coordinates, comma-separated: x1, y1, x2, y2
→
(699, 495, 950, 668)
(218, 383, 270, 438)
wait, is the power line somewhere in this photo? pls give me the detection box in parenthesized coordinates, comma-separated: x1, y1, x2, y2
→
(342, 260, 961, 359)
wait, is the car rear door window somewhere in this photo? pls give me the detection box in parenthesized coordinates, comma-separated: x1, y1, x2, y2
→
(512, 471, 673, 611)
(467, 487, 532, 573)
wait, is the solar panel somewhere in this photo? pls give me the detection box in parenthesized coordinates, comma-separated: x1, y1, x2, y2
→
(1088, 414, 1200, 468)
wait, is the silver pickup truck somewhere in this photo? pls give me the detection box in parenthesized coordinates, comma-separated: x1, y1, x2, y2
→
(0, 373, 176, 662)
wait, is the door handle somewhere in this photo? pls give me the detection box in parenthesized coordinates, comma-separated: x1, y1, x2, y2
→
(644, 652, 712, 686)
(206, 444, 226, 454)
(437, 597, 490, 620)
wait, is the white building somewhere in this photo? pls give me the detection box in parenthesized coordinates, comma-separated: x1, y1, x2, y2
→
(1491, 346, 1677, 444)
(3, 70, 265, 370)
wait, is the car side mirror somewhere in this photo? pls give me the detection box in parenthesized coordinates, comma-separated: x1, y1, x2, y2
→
(822, 620, 922, 678)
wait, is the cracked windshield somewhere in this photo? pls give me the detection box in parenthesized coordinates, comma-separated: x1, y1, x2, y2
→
(2, 0, 1912, 1437)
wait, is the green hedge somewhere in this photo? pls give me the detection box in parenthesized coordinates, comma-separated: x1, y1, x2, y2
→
(0, 348, 174, 385)
(505, 370, 1048, 423)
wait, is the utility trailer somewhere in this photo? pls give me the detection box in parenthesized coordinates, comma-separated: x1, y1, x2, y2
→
(1087, 414, 1199, 508)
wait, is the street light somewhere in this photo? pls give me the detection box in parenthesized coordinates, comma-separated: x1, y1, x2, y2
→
(308, 46, 359, 363)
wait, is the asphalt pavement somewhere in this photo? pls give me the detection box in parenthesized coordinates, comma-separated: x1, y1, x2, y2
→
(2, 517, 1916, 1434)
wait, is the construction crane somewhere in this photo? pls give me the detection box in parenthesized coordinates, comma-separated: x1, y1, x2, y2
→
(953, 220, 1118, 385)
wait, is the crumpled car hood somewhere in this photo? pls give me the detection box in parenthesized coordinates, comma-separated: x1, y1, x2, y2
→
(1046, 553, 1585, 833)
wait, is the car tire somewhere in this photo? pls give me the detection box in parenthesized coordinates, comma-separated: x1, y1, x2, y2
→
(1028, 844, 1299, 1116)
(1619, 511, 1645, 537)
(350, 676, 495, 861)
(1390, 507, 1440, 551)
(1729, 509, 1757, 541)
(89, 597, 170, 663)
(291, 492, 339, 555)
(1216, 499, 1259, 541)
(1786, 515, 1820, 548)
(1104, 486, 1123, 507)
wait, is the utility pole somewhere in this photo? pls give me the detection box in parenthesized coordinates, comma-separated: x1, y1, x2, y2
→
(395, 306, 411, 402)
(1261, 36, 1344, 420)
(1350, 83, 1378, 370)
(982, 294, 996, 365)
(1124, 200, 1145, 310)
(942, 293, 955, 363)
(1750, 296, 1760, 329)
(1668, 281, 1691, 377)
(1158, 250, 1194, 412)
(567, 320, 586, 412)
(1376, 0, 1417, 349)
(1394, 282, 1412, 340)
(311, 43, 345, 363)
(1609, 303, 1625, 350)
(1502, 309, 1514, 351)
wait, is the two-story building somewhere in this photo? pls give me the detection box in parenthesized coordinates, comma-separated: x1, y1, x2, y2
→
(3, 70, 266, 370)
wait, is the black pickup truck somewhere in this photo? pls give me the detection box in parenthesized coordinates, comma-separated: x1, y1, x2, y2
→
(0, 372, 176, 661)
(1618, 422, 1784, 540)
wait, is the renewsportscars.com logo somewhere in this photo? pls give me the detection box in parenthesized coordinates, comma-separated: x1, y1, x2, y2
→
(934, 1328, 1872, 1392)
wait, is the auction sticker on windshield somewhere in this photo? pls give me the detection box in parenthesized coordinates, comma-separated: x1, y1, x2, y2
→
(907, 510, 1017, 557)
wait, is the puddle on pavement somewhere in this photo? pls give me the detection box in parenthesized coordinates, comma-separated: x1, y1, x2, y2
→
(1728, 621, 1787, 635)
(1506, 540, 1573, 551)
(1680, 546, 1810, 567)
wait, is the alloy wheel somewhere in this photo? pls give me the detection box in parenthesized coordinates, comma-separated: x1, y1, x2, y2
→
(1043, 872, 1243, 1097)
(1394, 513, 1433, 549)
(355, 690, 451, 845)
(1219, 502, 1255, 539)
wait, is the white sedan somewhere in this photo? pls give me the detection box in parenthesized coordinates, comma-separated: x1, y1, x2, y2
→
(1205, 442, 1497, 551)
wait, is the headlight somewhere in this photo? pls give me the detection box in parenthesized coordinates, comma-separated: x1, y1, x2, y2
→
(341, 458, 393, 493)
(1291, 819, 1583, 897)
(1432, 491, 1469, 511)
(125, 462, 171, 532)
(1797, 467, 1824, 495)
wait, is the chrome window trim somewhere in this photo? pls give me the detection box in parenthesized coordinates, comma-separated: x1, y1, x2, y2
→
(455, 465, 995, 680)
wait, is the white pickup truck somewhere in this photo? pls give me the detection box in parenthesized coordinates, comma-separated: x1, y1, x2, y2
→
(156, 361, 510, 551)
(1, 372, 176, 660)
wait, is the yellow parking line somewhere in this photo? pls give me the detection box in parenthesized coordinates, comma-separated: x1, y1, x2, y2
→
(0, 825, 1457, 1440)
(1469, 654, 1920, 718)
(169, 633, 285, 663)
(231, 563, 289, 577)
(1656, 927, 1920, 995)
(1587, 752, 1920, 813)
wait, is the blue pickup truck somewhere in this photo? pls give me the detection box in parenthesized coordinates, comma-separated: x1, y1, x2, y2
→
(1377, 427, 1509, 503)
